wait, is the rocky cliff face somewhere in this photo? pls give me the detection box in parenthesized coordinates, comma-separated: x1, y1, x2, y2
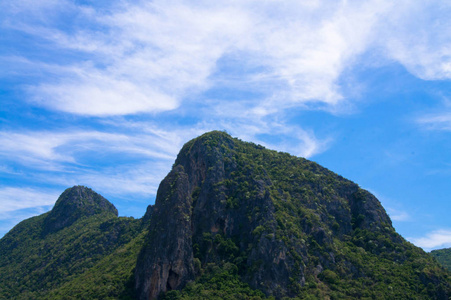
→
(135, 131, 441, 299)
(135, 165, 195, 299)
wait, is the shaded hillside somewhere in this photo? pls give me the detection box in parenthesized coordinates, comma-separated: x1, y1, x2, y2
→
(432, 248, 451, 271)
(136, 131, 451, 299)
(0, 186, 147, 299)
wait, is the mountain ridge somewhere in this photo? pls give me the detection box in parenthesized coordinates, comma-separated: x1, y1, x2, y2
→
(0, 131, 450, 299)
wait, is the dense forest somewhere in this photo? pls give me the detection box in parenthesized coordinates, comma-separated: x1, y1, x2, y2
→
(432, 248, 451, 272)
(0, 186, 147, 299)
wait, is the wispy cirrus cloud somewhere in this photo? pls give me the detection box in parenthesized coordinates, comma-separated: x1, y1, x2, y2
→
(415, 95, 451, 131)
(0, 126, 183, 199)
(1, 0, 449, 158)
(0, 129, 178, 170)
(0, 187, 58, 213)
(39, 161, 169, 198)
(381, 2, 451, 81)
(417, 113, 451, 131)
(0, 186, 59, 238)
(2, 1, 450, 119)
(387, 208, 410, 222)
(0, 124, 208, 198)
(0, 119, 328, 202)
(0, 0, 388, 117)
(219, 118, 331, 159)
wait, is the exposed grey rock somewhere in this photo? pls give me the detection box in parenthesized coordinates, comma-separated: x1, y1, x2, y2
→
(135, 166, 195, 300)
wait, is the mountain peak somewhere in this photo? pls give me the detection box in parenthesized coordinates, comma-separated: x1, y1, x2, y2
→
(177, 130, 235, 155)
(43, 185, 117, 234)
(136, 132, 403, 299)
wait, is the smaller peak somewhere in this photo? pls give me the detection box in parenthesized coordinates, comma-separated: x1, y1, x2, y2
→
(43, 186, 117, 234)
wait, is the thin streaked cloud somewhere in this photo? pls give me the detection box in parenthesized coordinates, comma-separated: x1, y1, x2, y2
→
(0, 0, 402, 116)
(408, 229, 451, 251)
(417, 113, 451, 131)
(387, 209, 410, 222)
(0, 187, 59, 213)
(0, 130, 179, 169)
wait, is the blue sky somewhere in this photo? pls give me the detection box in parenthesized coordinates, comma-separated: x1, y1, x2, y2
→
(1, 0, 450, 251)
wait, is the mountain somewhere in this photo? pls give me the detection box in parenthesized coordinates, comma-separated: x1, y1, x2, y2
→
(135, 131, 451, 299)
(432, 248, 451, 271)
(0, 186, 147, 299)
(1, 131, 450, 299)
(43, 185, 118, 235)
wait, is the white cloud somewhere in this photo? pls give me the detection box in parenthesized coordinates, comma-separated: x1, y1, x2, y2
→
(387, 209, 410, 222)
(0, 125, 210, 198)
(0, 132, 72, 162)
(0, 129, 179, 171)
(197, 98, 331, 158)
(3, 0, 449, 120)
(1, 0, 395, 117)
(247, 125, 330, 159)
(0, 187, 58, 213)
(31, 77, 178, 116)
(44, 161, 171, 198)
(0, 121, 330, 210)
(0, 187, 58, 238)
(408, 229, 451, 251)
(380, 2, 451, 80)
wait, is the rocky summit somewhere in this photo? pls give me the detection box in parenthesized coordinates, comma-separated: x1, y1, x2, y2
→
(43, 185, 118, 235)
(0, 131, 450, 299)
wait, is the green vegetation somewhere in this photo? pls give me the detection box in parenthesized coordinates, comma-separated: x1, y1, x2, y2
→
(45, 230, 147, 299)
(0, 210, 144, 299)
(175, 131, 451, 299)
(1, 131, 450, 299)
(161, 263, 268, 300)
(431, 248, 451, 271)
